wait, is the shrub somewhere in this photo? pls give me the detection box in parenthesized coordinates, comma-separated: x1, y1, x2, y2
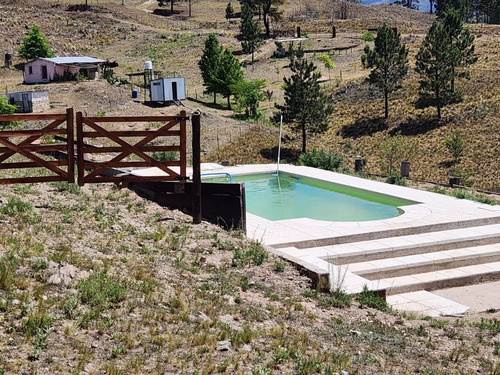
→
(386, 172, 407, 186)
(272, 41, 287, 58)
(320, 289, 352, 308)
(356, 285, 391, 312)
(151, 151, 178, 162)
(0, 96, 20, 129)
(360, 31, 375, 42)
(0, 196, 33, 216)
(0, 257, 14, 290)
(299, 149, 343, 172)
(77, 273, 127, 310)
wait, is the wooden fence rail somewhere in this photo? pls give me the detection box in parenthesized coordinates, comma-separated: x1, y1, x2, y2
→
(76, 110, 187, 186)
(0, 108, 74, 185)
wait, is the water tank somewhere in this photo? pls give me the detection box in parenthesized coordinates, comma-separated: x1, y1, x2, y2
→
(144, 61, 153, 70)
(4, 53, 12, 68)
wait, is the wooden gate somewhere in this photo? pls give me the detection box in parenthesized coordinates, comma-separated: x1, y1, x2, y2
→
(76, 110, 187, 186)
(0, 108, 74, 184)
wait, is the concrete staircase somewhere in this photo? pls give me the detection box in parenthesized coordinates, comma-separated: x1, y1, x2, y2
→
(270, 218, 500, 316)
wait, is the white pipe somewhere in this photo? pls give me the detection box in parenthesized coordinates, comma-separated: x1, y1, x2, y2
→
(276, 115, 283, 175)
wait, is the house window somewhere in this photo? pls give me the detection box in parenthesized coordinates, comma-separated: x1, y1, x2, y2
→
(29, 66, 33, 75)
(41, 65, 48, 79)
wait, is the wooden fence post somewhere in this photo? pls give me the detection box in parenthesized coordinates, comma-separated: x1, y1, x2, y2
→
(192, 111, 202, 224)
(76, 111, 84, 186)
(66, 108, 75, 183)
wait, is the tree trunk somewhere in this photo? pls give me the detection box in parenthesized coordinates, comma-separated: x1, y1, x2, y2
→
(263, 13, 270, 37)
(429, 0, 433, 14)
(436, 83, 441, 119)
(213, 92, 216, 104)
(227, 96, 231, 109)
(302, 123, 306, 153)
(384, 89, 389, 119)
(170, 0, 174, 12)
(188, 0, 192, 17)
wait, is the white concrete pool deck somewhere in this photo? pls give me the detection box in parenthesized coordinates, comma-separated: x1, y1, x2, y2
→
(132, 164, 500, 317)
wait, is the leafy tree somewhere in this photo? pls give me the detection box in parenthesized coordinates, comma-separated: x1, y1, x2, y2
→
(215, 48, 244, 109)
(415, 21, 457, 119)
(442, 8, 477, 94)
(317, 54, 335, 84)
(198, 33, 223, 104)
(225, 2, 235, 19)
(378, 131, 418, 175)
(274, 49, 333, 153)
(240, 2, 263, 64)
(18, 25, 55, 61)
(0, 96, 19, 129)
(255, 0, 285, 38)
(361, 24, 409, 119)
(230, 79, 267, 118)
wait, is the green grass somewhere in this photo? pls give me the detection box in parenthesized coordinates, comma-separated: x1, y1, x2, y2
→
(77, 272, 127, 310)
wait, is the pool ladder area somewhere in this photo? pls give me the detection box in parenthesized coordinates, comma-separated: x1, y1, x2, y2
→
(201, 172, 233, 182)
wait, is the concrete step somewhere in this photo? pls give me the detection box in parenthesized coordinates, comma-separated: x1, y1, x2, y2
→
(325, 224, 500, 264)
(386, 291, 469, 317)
(351, 243, 500, 279)
(272, 216, 500, 250)
(379, 261, 500, 296)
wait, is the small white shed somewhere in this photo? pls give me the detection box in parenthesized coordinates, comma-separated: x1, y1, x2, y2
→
(8, 91, 50, 113)
(150, 77, 186, 102)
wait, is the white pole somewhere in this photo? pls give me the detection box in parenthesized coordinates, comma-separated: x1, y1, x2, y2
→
(276, 115, 283, 175)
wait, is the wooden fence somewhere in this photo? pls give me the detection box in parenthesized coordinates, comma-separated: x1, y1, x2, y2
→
(0, 108, 74, 185)
(76, 110, 187, 186)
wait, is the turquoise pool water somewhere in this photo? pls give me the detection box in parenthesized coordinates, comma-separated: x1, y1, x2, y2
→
(230, 173, 418, 222)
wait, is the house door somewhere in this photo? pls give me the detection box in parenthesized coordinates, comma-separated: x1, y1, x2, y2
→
(41, 65, 48, 80)
(172, 82, 178, 101)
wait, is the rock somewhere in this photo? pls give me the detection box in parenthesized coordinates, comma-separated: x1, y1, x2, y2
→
(242, 344, 252, 352)
(217, 340, 231, 352)
(47, 263, 90, 285)
(218, 314, 242, 331)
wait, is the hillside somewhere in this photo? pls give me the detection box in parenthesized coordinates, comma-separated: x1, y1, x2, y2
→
(1, 1, 500, 373)
(1, 0, 498, 190)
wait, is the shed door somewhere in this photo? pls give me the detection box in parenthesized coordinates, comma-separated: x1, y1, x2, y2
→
(172, 82, 178, 101)
(41, 65, 48, 80)
(22, 94, 30, 113)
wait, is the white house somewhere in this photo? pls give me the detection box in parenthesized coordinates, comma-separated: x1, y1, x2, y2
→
(23, 56, 106, 84)
(150, 77, 186, 102)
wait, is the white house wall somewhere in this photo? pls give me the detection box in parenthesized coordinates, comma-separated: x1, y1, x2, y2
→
(24, 59, 56, 84)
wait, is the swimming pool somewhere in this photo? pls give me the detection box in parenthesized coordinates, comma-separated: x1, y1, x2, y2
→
(230, 173, 418, 222)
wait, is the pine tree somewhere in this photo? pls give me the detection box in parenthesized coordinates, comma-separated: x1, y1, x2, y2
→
(198, 33, 223, 104)
(275, 49, 333, 153)
(240, 2, 263, 64)
(415, 21, 457, 119)
(361, 24, 408, 119)
(215, 48, 244, 109)
(18, 25, 55, 61)
(225, 2, 235, 19)
(442, 8, 477, 94)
